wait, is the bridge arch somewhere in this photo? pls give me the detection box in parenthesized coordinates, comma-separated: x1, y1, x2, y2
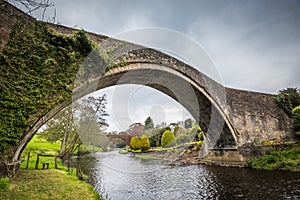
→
(13, 60, 238, 161)
(1, 0, 293, 166)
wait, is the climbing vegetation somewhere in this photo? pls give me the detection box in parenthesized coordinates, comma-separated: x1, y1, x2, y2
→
(0, 20, 94, 154)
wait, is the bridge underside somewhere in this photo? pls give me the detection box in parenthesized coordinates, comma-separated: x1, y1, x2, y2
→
(73, 64, 238, 149)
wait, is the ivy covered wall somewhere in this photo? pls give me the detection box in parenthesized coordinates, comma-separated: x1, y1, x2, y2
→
(0, 20, 94, 155)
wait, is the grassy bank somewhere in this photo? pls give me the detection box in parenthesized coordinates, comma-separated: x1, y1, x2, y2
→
(247, 144, 300, 171)
(1, 135, 103, 199)
(0, 169, 101, 200)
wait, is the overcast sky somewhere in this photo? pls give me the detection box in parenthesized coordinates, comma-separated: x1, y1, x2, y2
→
(15, 0, 300, 132)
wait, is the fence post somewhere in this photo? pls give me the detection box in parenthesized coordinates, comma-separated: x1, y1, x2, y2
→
(26, 151, 30, 169)
(55, 156, 58, 169)
(35, 154, 39, 169)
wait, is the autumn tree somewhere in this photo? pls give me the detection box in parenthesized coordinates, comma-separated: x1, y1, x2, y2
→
(128, 123, 144, 137)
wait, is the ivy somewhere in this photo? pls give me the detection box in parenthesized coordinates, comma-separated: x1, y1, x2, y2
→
(0, 20, 94, 155)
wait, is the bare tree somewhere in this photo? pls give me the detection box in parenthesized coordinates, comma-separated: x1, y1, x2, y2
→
(6, 0, 55, 21)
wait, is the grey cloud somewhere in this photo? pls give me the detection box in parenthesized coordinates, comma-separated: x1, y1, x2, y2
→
(19, 0, 300, 131)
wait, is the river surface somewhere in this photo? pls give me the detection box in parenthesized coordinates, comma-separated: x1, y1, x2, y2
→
(70, 150, 300, 200)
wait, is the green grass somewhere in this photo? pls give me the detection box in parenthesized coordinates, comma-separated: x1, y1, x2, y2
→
(0, 169, 101, 200)
(6, 135, 103, 199)
(118, 150, 129, 154)
(134, 155, 154, 160)
(20, 135, 62, 170)
(247, 145, 300, 171)
(0, 177, 10, 192)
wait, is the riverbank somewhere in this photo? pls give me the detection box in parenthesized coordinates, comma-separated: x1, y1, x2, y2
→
(129, 142, 300, 172)
(0, 169, 101, 199)
(130, 143, 202, 165)
(0, 135, 103, 199)
(246, 143, 300, 172)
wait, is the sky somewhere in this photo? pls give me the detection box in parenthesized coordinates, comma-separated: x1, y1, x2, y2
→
(12, 0, 300, 132)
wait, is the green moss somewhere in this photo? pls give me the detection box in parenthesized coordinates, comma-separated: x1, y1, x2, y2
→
(0, 20, 94, 155)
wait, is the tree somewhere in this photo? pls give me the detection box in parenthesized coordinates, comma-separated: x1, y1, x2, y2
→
(184, 118, 193, 129)
(7, 0, 56, 21)
(77, 95, 109, 130)
(40, 94, 109, 159)
(128, 123, 144, 137)
(274, 88, 300, 116)
(40, 105, 81, 159)
(144, 116, 154, 130)
(176, 134, 190, 144)
(161, 130, 176, 148)
(292, 105, 300, 136)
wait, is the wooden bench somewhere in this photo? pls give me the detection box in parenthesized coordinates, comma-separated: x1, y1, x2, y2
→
(42, 162, 49, 169)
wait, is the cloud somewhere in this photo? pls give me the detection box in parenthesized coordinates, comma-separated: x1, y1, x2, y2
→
(22, 0, 300, 131)
(187, 0, 300, 93)
(92, 85, 193, 132)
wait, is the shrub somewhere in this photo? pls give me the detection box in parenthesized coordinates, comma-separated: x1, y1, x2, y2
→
(161, 130, 176, 148)
(274, 88, 300, 116)
(129, 136, 140, 150)
(292, 105, 300, 134)
(176, 134, 190, 144)
(0, 177, 10, 192)
(140, 135, 150, 151)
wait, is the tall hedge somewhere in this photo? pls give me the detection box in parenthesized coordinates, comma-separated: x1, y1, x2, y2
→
(161, 130, 176, 148)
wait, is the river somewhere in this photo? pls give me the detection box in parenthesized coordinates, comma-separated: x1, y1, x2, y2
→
(70, 150, 300, 200)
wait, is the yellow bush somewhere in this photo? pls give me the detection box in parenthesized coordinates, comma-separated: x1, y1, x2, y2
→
(129, 136, 140, 150)
(140, 135, 150, 151)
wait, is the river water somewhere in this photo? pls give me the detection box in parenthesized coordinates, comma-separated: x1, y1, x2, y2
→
(70, 150, 300, 200)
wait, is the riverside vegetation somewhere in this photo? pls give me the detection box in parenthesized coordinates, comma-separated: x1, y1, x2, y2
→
(0, 134, 102, 199)
(0, 19, 104, 199)
(247, 88, 300, 171)
(127, 118, 204, 164)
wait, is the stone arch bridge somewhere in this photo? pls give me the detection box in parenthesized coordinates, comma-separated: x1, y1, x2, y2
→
(0, 1, 293, 166)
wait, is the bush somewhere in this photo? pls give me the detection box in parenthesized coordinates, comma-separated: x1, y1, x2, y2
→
(176, 134, 190, 144)
(129, 135, 150, 151)
(0, 177, 10, 192)
(140, 135, 150, 151)
(161, 130, 176, 148)
(292, 105, 300, 134)
(129, 136, 140, 150)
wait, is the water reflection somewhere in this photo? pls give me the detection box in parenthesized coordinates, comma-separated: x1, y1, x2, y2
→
(70, 150, 300, 200)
